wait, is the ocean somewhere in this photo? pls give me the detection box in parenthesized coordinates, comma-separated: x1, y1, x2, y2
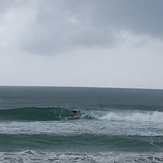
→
(0, 86, 163, 163)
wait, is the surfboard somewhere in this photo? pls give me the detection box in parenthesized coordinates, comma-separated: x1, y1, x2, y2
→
(71, 115, 80, 120)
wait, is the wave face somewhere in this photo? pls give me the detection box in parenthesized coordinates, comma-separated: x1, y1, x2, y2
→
(0, 87, 163, 162)
(0, 107, 77, 121)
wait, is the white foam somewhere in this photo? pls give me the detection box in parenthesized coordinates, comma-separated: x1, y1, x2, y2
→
(0, 151, 163, 163)
(100, 111, 163, 123)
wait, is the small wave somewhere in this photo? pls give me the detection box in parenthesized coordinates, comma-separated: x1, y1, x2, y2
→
(1, 133, 162, 152)
(100, 110, 163, 123)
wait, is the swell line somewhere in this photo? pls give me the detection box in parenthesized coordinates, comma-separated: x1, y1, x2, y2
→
(0, 134, 162, 152)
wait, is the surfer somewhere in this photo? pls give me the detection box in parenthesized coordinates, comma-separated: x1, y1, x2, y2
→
(71, 110, 80, 120)
(72, 110, 78, 116)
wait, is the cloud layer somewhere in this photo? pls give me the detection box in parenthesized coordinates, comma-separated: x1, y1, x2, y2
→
(1, 0, 163, 55)
(23, 0, 163, 55)
(0, 0, 163, 88)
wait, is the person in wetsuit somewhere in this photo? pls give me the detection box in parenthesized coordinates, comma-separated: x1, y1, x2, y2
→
(72, 110, 78, 117)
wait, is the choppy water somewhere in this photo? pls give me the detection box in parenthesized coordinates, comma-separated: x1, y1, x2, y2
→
(0, 86, 163, 162)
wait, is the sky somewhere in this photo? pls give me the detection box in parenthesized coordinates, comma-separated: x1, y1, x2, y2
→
(0, 0, 163, 89)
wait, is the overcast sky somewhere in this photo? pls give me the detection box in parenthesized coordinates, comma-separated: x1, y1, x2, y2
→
(0, 0, 163, 89)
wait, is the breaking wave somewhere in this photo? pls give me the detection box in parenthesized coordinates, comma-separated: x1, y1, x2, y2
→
(0, 106, 163, 123)
(99, 110, 163, 123)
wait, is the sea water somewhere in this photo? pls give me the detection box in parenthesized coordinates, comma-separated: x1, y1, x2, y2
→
(0, 86, 163, 163)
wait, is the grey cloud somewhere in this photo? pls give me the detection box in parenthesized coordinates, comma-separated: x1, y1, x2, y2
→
(0, 0, 29, 13)
(98, 0, 163, 37)
(0, 0, 16, 13)
(19, 0, 163, 55)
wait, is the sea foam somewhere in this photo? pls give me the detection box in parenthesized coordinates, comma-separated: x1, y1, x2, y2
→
(100, 110, 163, 123)
(0, 151, 163, 163)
